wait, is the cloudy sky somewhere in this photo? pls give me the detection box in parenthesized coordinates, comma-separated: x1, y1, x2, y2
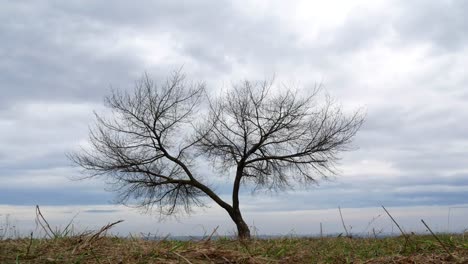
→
(1, 0, 468, 236)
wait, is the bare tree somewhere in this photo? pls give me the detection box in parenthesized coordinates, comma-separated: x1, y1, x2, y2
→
(69, 71, 364, 239)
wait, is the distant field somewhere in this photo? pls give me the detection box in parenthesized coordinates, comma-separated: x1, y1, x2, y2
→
(1, 233, 467, 263)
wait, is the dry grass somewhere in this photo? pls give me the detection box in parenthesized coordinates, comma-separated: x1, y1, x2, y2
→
(1, 233, 468, 263)
(1, 206, 467, 263)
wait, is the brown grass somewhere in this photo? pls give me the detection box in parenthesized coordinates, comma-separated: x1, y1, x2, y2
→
(1, 233, 468, 263)
(1, 207, 467, 263)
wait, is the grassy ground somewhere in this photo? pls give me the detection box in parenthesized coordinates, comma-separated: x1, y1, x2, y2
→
(1, 233, 468, 263)
(1, 207, 467, 263)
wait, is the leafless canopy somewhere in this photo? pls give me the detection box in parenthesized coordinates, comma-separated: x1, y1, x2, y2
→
(197, 80, 363, 191)
(70, 71, 364, 239)
(70, 72, 208, 215)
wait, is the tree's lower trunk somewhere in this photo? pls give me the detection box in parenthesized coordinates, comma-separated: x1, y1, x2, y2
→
(231, 211, 251, 239)
(231, 163, 250, 239)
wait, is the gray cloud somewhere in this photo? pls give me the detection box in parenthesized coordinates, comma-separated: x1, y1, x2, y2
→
(1, 0, 468, 218)
(237, 171, 468, 213)
(0, 1, 146, 106)
(394, 0, 468, 52)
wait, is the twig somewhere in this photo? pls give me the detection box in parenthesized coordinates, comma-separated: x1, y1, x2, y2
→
(155, 233, 171, 246)
(25, 232, 33, 256)
(35, 205, 55, 239)
(338, 206, 350, 238)
(381, 205, 411, 251)
(204, 225, 219, 242)
(72, 220, 124, 254)
(201, 252, 215, 264)
(87, 220, 124, 243)
(172, 251, 193, 264)
(421, 219, 455, 260)
(381, 206, 407, 238)
(320, 222, 323, 239)
(61, 212, 79, 237)
(361, 214, 381, 235)
(222, 256, 233, 264)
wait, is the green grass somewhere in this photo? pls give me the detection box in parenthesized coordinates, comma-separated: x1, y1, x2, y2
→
(1, 233, 467, 263)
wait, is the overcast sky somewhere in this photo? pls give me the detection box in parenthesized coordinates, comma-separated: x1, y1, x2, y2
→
(1, 0, 468, 236)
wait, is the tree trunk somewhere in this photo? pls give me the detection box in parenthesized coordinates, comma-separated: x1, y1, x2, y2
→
(230, 161, 251, 239)
(231, 210, 251, 239)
